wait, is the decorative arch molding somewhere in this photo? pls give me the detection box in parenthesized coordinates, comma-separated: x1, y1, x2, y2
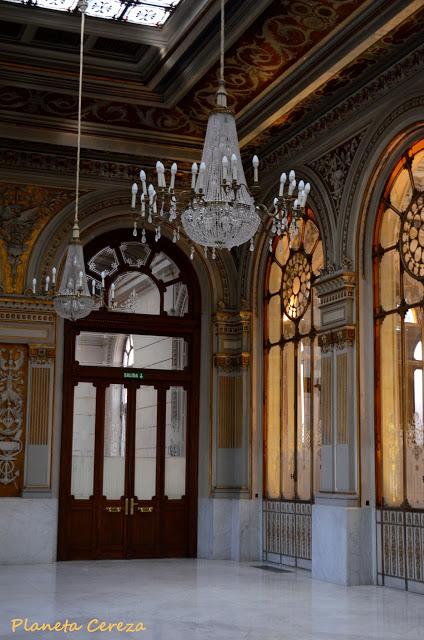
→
(341, 97, 424, 272)
(26, 189, 236, 310)
(239, 166, 333, 308)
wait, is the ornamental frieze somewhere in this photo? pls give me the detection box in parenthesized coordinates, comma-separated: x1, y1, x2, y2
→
(0, 344, 28, 496)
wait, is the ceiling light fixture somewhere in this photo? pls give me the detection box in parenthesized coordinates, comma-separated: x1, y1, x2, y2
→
(130, 0, 311, 259)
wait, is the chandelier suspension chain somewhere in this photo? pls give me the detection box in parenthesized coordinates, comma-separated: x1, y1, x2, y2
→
(75, 0, 87, 224)
(220, 0, 224, 84)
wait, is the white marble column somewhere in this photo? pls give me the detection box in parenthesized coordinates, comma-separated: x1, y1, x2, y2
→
(312, 270, 373, 585)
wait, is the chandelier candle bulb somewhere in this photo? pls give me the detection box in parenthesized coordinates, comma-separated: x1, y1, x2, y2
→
(289, 169, 295, 181)
(288, 179, 296, 196)
(252, 155, 259, 182)
(110, 283, 115, 300)
(140, 170, 147, 195)
(191, 163, 198, 189)
(141, 193, 145, 216)
(170, 163, 177, 190)
(279, 172, 287, 196)
(231, 153, 238, 182)
(198, 162, 206, 191)
(298, 180, 304, 192)
(131, 182, 138, 208)
(222, 155, 228, 182)
(45, 275, 50, 292)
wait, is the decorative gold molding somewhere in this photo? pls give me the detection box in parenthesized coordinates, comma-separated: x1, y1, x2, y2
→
(214, 352, 250, 372)
(29, 345, 56, 364)
(318, 327, 355, 353)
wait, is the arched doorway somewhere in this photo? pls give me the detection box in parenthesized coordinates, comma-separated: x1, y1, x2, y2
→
(58, 229, 201, 560)
(374, 140, 424, 590)
(263, 210, 323, 568)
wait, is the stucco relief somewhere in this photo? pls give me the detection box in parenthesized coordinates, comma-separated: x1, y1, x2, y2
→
(0, 184, 72, 293)
(0, 344, 28, 496)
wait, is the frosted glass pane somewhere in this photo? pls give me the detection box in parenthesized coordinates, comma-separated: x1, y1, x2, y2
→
(103, 384, 126, 500)
(275, 236, 289, 266)
(268, 262, 282, 294)
(412, 149, 424, 191)
(380, 314, 403, 506)
(304, 220, 319, 255)
(282, 313, 295, 339)
(281, 342, 295, 499)
(390, 168, 413, 211)
(380, 208, 400, 249)
(71, 383, 96, 499)
(165, 387, 187, 499)
(135, 387, 157, 501)
(380, 250, 400, 311)
(267, 295, 281, 344)
(312, 241, 324, 275)
(266, 346, 281, 498)
(403, 271, 423, 305)
(297, 339, 311, 500)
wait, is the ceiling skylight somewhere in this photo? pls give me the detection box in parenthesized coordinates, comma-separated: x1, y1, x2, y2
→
(2, 0, 182, 26)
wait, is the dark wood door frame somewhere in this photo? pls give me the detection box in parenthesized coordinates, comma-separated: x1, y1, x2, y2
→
(57, 309, 201, 560)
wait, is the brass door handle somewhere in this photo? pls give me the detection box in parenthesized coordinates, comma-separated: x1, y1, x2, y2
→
(130, 497, 138, 516)
(137, 506, 154, 513)
(105, 506, 121, 513)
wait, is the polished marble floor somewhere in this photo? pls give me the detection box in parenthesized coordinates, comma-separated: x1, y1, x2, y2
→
(0, 559, 423, 640)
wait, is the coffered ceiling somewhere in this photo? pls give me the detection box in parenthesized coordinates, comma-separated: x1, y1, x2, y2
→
(0, 0, 422, 166)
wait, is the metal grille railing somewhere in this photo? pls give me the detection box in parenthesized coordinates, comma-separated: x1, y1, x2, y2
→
(377, 508, 424, 594)
(263, 500, 312, 569)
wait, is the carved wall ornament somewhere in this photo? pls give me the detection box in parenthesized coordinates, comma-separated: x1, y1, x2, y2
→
(309, 130, 367, 217)
(214, 352, 250, 372)
(28, 345, 56, 364)
(318, 327, 355, 353)
(315, 270, 356, 307)
(0, 344, 28, 496)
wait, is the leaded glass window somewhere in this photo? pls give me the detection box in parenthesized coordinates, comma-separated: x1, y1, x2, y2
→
(1, 0, 182, 26)
(374, 140, 424, 508)
(264, 212, 323, 500)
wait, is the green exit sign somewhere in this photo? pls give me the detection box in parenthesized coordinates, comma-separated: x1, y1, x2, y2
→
(123, 371, 144, 380)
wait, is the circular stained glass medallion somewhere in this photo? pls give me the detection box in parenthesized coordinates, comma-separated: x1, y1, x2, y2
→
(282, 252, 312, 319)
(400, 194, 424, 280)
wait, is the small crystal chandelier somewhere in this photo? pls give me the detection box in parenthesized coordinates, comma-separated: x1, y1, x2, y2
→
(52, 0, 95, 321)
(130, 0, 311, 258)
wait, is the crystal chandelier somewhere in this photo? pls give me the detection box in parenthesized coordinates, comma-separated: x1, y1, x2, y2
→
(130, 0, 311, 258)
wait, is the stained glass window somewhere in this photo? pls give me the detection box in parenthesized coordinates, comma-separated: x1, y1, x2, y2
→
(374, 140, 424, 509)
(1, 0, 182, 26)
(264, 210, 323, 500)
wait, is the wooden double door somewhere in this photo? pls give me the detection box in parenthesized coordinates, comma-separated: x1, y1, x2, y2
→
(58, 320, 199, 560)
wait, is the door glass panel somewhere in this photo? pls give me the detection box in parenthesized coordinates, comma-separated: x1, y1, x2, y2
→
(110, 272, 160, 315)
(134, 387, 158, 500)
(75, 332, 188, 369)
(71, 382, 96, 499)
(103, 384, 126, 500)
(164, 282, 189, 316)
(165, 387, 187, 499)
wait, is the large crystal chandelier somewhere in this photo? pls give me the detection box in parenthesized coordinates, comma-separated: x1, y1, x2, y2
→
(52, 0, 95, 321)
(130, 0, 311, 258)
